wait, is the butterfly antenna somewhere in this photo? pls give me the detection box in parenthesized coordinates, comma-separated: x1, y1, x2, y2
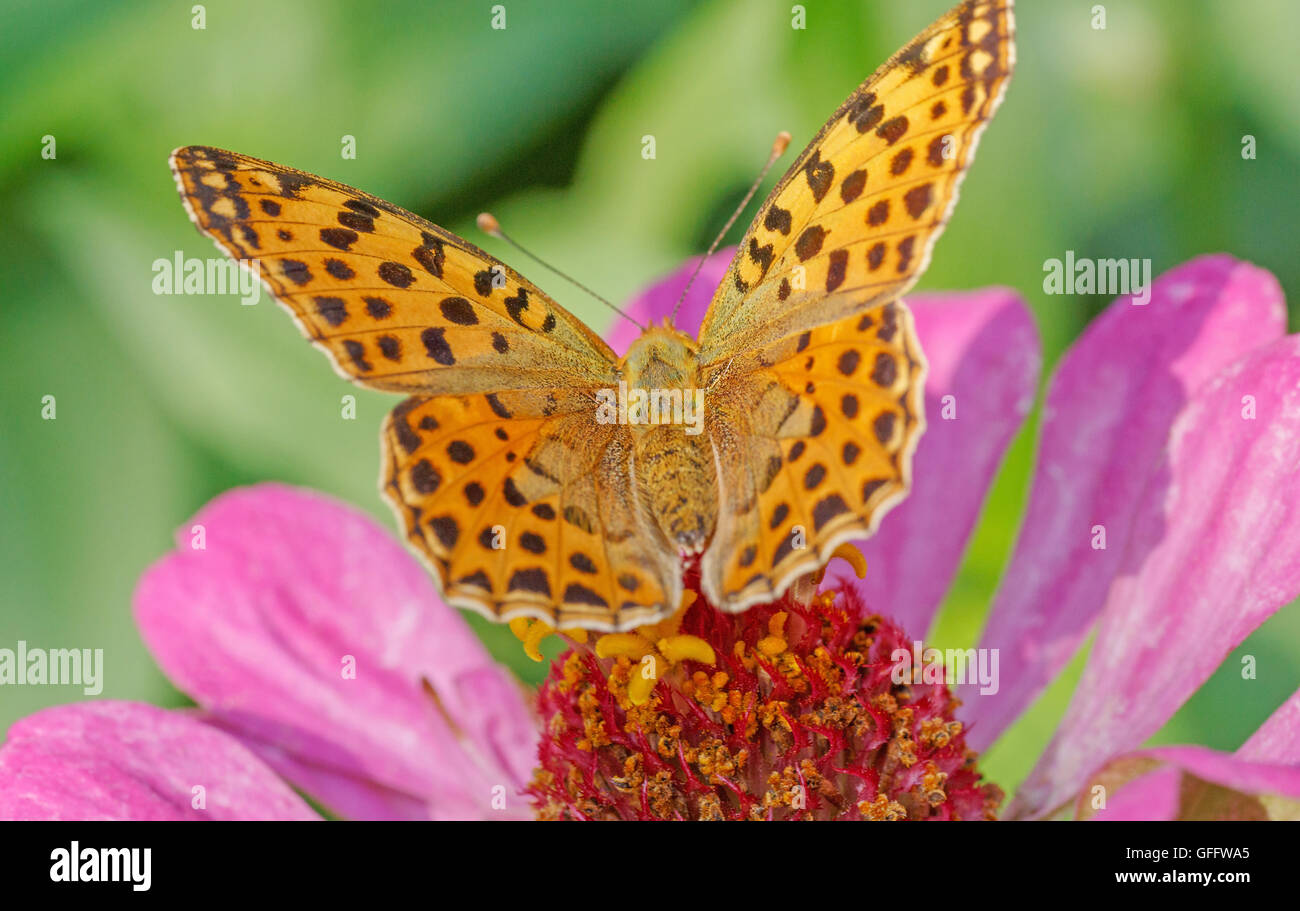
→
(476, 213, 645, 331)
(671, 131, 792, 323)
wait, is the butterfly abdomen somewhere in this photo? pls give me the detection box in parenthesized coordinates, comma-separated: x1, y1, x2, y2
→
(637, 427, 717, 554)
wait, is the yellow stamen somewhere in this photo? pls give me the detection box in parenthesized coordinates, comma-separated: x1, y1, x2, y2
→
(627, 659, 661, 705)
(507, 617, 556, 662)
(657, 635, 716, 664)
(594, 632, 654, 659)
(757, 611, 789, 656)
(831, 543, 868, 579)
(509, 618, 589, 662)
(591, 592, 715, 706)
(521, 620, 554, 662)
(811, 544, 868, 585)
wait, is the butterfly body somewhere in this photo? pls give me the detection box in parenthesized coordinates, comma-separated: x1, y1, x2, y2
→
(616, 322, 717, 552)
(170, 0, 1014, 632)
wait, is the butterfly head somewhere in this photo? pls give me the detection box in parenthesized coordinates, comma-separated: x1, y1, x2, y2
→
(617, 319, 703, 393)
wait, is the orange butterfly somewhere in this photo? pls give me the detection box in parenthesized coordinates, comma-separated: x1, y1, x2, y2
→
(170, 0, 1014, 632)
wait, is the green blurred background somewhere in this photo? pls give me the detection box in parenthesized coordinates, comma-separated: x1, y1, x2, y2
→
(3, 0, 1298, 798)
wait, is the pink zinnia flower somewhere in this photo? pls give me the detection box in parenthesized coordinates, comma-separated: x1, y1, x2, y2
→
(3, 252, 1300, 821)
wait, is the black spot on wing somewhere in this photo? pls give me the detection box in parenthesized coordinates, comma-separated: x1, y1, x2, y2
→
(764, 206, 792, 235)
(320, 227, 358, 251)
(509, 568, 551, 596)
(378, 261, 414, 288)
(795, 226, 826, 262)
(390, 399, 424, 454)
(342, 339, 371, 372)
(486, 393, 512, 419)
(825, 250, 848, 292)
(563, 583, 608, 608)
(422, 327, 455, 364)
(377, 335, 401, 361)
(411, 459, 441, 494)
(314, 296, 348, 327)
(338, 211, 374, 233)
(812, 493, 850, 531)
(324, 258, 355, 280)
(840, 169, 867, 204)
(344, 199, 381, 217)
(570, 552, 598, 574)
(802, 150, 835, 202)
(429, 515, 459, 550)
(876, 116, 909, 145)
(413, 233, 445, 278)
(281, 259, 312, 286)
(439, 296, 477, 325)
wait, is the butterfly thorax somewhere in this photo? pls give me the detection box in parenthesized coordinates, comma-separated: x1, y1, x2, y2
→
(619, 323, 717, 555)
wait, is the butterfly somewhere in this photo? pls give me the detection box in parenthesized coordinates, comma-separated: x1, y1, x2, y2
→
(170, 0, 1014, 633)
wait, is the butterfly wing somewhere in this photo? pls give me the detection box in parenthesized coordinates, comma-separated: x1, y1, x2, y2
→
(697, 0, 1013, 611)
(171, 146, 679, 630)
(701, 301, 925, 612)
(697, 0, 1015, 362)
(383, 392, 682, 631)
(170, 146, 614, 394)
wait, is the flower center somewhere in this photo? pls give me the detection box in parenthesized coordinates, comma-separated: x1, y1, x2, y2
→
(521, 556, 1003, 820)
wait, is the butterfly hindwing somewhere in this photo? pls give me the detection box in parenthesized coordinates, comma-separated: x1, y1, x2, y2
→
(702, 301, 926, 610)
(383, 391, 681, 631)
(169, 146, 616, 395)
(697, 0, 1015, 363)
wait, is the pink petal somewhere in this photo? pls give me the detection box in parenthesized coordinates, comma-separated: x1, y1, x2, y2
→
(199, 717, 431, 821)
(1090, 766, 1183, 821)
(965, 256, 1287, 749)
(0, 702, 317, 820)
(607, 249, 735, 354)
(822, 288, 1040, 635)
(1012, 332, 1300, 817)
(1238, 689, 1300, 763)
(133, 484, 539, 820)
(1092, 746, 1300, 820)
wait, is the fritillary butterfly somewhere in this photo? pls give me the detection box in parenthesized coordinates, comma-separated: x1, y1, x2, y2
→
(170, 0, 1015, 632)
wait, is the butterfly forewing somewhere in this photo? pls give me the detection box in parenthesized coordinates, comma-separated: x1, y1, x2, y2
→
(697, 0, 1015, 362)
(169, 146, 615, 394)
